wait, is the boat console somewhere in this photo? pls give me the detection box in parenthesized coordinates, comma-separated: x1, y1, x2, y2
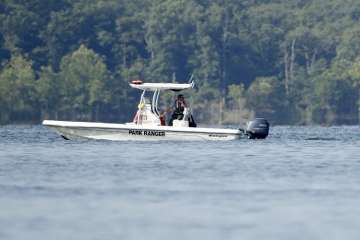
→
(131, 80, 195, 128)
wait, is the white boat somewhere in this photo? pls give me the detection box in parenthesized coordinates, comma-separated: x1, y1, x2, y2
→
(43, 80, 269, 141)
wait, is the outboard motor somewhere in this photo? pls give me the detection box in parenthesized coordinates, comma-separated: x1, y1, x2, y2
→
(245, 118, 270, 139)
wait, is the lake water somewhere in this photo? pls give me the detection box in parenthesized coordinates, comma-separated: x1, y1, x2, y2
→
(0, 125, 360, 240)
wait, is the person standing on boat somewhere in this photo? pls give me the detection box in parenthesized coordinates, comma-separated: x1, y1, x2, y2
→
(168, 94, 196, 127)
(175, 94, 187, 114)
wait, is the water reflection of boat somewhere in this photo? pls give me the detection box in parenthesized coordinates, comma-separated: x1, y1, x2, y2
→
(43, 80, 269, 141)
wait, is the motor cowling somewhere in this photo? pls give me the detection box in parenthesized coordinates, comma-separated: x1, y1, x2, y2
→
(245, 118, 270, 139)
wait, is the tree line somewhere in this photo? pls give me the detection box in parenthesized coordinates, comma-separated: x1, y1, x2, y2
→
(1, 0, 360, 125)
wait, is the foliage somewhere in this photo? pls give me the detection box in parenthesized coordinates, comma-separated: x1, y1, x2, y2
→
(0, 55, 38, 122)
(1, 0, 360, 125)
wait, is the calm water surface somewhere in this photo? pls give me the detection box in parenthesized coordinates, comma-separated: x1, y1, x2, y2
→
(0, 125, 360, 240)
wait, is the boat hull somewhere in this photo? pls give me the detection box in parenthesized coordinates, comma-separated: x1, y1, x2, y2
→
(43, 120, 244, 141)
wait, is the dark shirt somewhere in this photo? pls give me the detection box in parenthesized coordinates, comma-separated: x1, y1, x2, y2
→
(174, 99, 186, 113)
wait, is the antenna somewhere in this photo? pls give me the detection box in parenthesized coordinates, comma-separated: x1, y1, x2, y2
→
(188, 74, 195, 88)
(188, 74, 194, 83)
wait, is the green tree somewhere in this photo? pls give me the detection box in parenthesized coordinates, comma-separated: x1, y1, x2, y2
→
(58, 44, 109, 120)
(0, 55, 38, 123)
(223, 84, 253, 124)
(312, 60, 358, 124)
(36, 66, 60, 119)
(247, 76, 288, 123)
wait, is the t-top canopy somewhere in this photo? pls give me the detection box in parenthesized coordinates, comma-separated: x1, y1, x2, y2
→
(129, 81, 194, 91)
